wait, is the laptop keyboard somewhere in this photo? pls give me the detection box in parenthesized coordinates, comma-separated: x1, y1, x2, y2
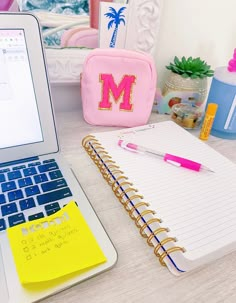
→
(0, 159, 73, 231)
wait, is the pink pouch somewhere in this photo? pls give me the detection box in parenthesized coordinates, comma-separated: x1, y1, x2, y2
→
(61, 28, 98, 48)
(81, 48, 157, 127)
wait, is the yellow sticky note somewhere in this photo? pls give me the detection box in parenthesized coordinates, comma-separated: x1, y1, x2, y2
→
(7, 201, 107, 284)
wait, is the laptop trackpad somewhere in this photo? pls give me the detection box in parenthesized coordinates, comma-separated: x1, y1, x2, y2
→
(0, 246, 9, 303)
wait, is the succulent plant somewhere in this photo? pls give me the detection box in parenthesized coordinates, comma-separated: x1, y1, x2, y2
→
(166, 56, 214, 79)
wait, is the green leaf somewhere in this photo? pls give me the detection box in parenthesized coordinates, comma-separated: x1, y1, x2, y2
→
(174, 56, 180, 66)
(187, 57, 193, 63)
(206, 71, 214, 77)
(172, 66, 180, 73)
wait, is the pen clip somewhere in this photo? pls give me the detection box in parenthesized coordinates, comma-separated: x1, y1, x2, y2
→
(165, 159, 181, 167)
(118, 140, 139, 153)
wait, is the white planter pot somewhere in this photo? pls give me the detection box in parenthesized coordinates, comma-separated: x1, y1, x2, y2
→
(163, 71, 208, 107)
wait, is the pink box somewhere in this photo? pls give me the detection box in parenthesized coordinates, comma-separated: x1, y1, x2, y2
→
(90, 0, 113, 29)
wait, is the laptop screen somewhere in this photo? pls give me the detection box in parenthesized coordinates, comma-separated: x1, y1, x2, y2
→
(0, 29, 43, 150)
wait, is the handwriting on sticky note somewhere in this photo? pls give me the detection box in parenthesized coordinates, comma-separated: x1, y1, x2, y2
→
(7, 201, 107, 284)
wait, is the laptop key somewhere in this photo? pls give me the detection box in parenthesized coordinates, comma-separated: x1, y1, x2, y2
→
(45, 202, 60, 211)
(7, 170, 22, 181)
(0, 219, 6, 231)
(38, 162, 59, 173)
(41, 179, 67, 192)
(23, 167, 37, 177)
(28, 212, 44, 221)
(8, 189, 24, 202)
(45, 202, 61, 216)
(33, 173, 48, 184)
(0, 194, 6, 205)
(37, 187, 72, 205)
(8, 170, 22, 180)
(18, 177, 33, 188)
(0, 174, 6, 183)
(1, 202, 18, 216)
(8, 213, 25, 227)
(28, 161, 41, 167)
(25, 185, 40, 197)
(1, 181, 16, 192)
(43, 159, 55, 164)
(49, 170, 63, 180)
(19, 197, 36, 211)
(46, 209, 60, 216)
(12, 165, 26, 170)
(0, 168, 10, 173)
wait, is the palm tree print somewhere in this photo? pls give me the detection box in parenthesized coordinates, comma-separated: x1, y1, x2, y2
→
(104, 6, 126, 48)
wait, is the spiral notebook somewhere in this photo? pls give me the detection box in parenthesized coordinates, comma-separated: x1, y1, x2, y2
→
(82, 121, 236, 276)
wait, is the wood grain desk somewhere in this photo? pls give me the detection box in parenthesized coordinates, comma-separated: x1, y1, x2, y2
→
(40, 110, 236, 303)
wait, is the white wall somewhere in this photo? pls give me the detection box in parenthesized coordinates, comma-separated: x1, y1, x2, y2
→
(155, 0, 236, 89)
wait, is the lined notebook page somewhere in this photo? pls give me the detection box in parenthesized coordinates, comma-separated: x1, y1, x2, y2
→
(93, 121, 236, 261)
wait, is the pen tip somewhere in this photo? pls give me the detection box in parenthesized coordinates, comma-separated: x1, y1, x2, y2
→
(202, 166, 215, 173)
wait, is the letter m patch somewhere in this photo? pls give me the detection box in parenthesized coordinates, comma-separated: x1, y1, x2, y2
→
(99, 74, 136, 111)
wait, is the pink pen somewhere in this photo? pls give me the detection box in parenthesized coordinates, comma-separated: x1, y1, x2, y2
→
(118, 140, 214, 173)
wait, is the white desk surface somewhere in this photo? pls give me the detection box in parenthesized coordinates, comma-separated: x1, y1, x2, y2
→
(41, 110, 236, 303)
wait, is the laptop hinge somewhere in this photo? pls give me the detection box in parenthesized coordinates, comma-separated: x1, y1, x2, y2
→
(0, 156, 39, 168)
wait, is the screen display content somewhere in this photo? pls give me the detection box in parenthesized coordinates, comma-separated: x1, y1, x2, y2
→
(0, 29, 43, 149)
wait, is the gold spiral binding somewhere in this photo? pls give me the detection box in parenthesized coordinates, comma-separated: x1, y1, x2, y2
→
(147, 227, 169, 247)
(140, 218, 162, 238)
(94, 153, 112, 167)
(90, 145, 108, 156)
(100, 164, 119, 176)
(98, 161, 116, 171)
(81, 135, 96, 146)
(111, 175, 128, 190)
(120, 193, 144, 204)
(111, 176, 128, 190)
(112, 180, 133, 193)
(82, 134, 186, 269)
(123, 198, 134, 211)
(154, 237, 177, 257)
(128, 202, 150, 220)
(111, 176, 128, 191)
(113, 181, 135, 198)
(105, 170, 125, 185)
(122, 194, 144, 211)
(119, 188, 138, 201)
(159, 247, 186, 266)
(134, 210, 156, 228)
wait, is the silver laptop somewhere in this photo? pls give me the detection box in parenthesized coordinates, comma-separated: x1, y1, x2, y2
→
(0, 13, 117, 303)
